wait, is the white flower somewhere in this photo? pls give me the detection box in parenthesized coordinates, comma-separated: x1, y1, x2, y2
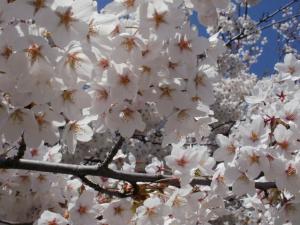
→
(211, 164, 229, 196)
(102, 199, 133, 225)
(62, 117, 94, 153)
(214, 134, 238, 164)
(163, 107, 207, 147)
(37, 0, 95, 47)
(139, 1, 184, 39)
(136, 196, 169, 225)
(36, 210, 69, 225)
(69, 190, 98, 225)
(51, 88, 92, 120)
(1, 108, 41, 148)
(106, 64, 139, 102)
(56, 41, 93, 86)
(275, 54, 300, 81)
(165, 187, 191, 221)
(165, 145, 201, 185)
(224, 165, 256, 196)
(274, 124, 298, 157)
(273, 159, 300, 194)
(239, 116, 268, 147)
(90, 84, 112, 115)
(186, 69, 215, 106)
(32, 105, 65, 145)
(168, 24, 209, 66)
(238, 146, 269, 179)
(145, 157, 165, 175)
(105, 103, 145, 138)
(276, 200, 300, 225)
(150, 79, 188, 116)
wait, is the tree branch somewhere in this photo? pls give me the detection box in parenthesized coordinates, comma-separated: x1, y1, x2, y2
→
(256, 0, 298, 26)
(260, 14, 300, 32)
(78, 175, 132, 198)
(0, 220, 32, 225)
(99, 136, 124, 168)
(13, 137, 26, 160)
(0, 158, 276, 190)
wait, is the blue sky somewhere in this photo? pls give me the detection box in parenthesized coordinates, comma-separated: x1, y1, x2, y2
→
(97, 0, 300, 76)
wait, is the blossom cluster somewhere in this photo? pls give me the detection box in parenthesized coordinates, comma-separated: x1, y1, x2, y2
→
(0, 0, 228, 224)
(0, 0, 229, 153)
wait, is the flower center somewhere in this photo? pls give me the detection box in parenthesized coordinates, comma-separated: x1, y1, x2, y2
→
(25, 44, 43, 65)
(119, 74, 131, 86)
(114, 206, 124, 215)
(28, 0, 46, 14)
(194, 74, 205, 87)
(177, 36, 192, 52)
(177, 109, 188, 120)
(250, 131, 259, 142)
(62, 90, 75, 102)
(226, 143, 236, 154)
(1, 46, 13, 59)
(70, 123, 81, 133)
(120, 107, 134, 121)
(278, 140, 289, 150)
(168, 61, 178, 70)
(77, 205, 88, 215)
(10, 109, 24, 123)
(286, 164, 296, 176)
(30, 148, 39, 157)
(288, 66, 296, 75)
(99, 58, 109, 70)
(176, 156, 188, 167)
(159, 86, 174, 98)
(249, 153, 260, 164)
(35, 113, 46, 126)
(152, 10, 167, 29)
(48, 219, 58, 225)
(96, 89, 109, 101)
(65, 52, 83, 70)
(146, 207, 157, 217)
(123, 0, 135, 8)
(140, 65, 151, 75)
(56, 7, 77, 30)
(121, 37, 137, 52)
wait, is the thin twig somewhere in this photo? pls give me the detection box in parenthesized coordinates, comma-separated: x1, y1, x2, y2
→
(260, 13, 300, 31)
(78, 175, 131, 198)
(211, 120, 236, 131)
(244, 2, 248, 19)
(99, 136, 124, 168)
(256, 0, 298, 26)
(13, 137, 26, 160)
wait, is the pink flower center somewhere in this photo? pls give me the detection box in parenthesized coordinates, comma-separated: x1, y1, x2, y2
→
(176, 156, 188, 167)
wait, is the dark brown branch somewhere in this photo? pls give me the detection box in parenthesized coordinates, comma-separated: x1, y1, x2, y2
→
(13, 137, 26, 160)
(211, 120, 236, 131)
(78, 175, 131, 198)
(0, 158, 276, 190)
(0, 220, 33, 225)
(99, 136, 124, 168)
